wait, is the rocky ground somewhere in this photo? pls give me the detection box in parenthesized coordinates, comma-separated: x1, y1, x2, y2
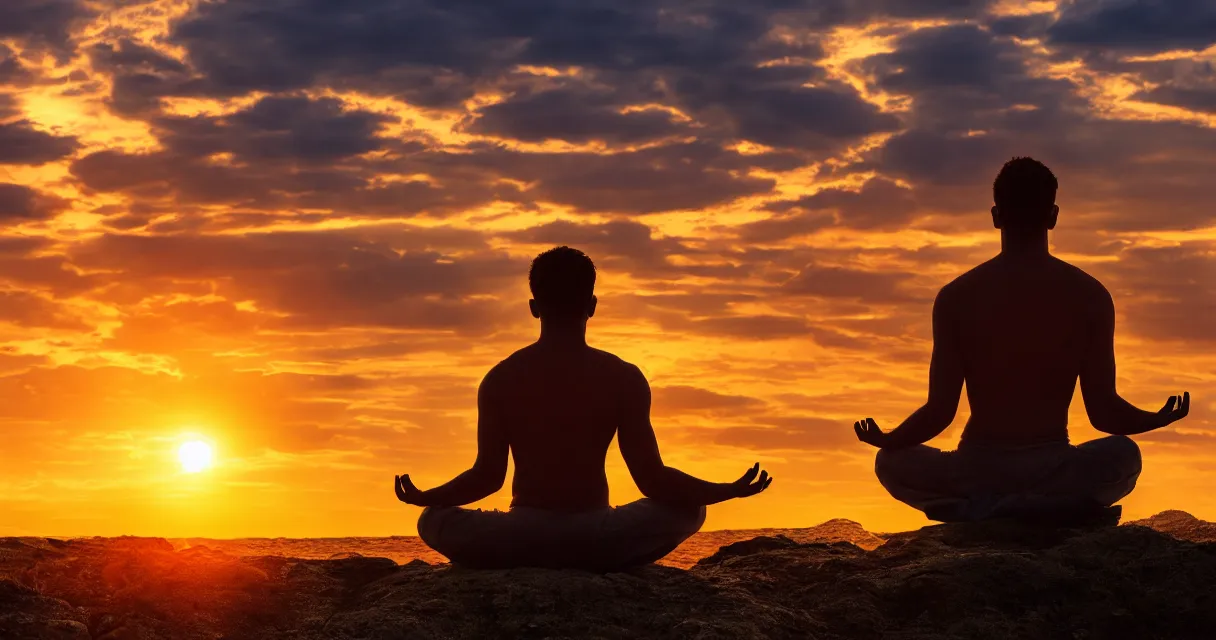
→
(2, 512, 1214, 639)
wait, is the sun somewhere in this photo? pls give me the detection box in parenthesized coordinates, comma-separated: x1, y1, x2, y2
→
(178, 440, 214, 473)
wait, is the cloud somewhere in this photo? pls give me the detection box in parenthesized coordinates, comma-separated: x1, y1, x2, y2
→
(1091, 243, 1216, 344)
(68, 228, 525, 333)
(652, 385, 765, 416)
(784, 264, 918, 303)
(1048, 0, 1216, 54)
(858, 23, 1216, 231)
(0, 183, 67, 221)
(421, 141, 785, 214)
(464, 86, 694, 145)
(0, 121, 80, 165)
(0, 0, 94, 52)
(156, 95, 395, 163)
(754, 176, 919, 233)
(1130, 62, 1216, 114)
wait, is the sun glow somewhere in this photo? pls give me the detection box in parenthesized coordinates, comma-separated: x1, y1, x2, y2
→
(178, 441, 214, 473)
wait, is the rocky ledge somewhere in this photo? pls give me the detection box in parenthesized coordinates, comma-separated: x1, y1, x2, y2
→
(2, 512, 1214, 639)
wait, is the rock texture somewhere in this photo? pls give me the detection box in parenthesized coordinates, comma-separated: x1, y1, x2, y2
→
(3, 513, 1214, 639)
(1127, 509, 1216, 543)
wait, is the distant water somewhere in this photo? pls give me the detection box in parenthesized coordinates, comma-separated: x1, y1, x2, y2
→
(169, 520, 885, 569)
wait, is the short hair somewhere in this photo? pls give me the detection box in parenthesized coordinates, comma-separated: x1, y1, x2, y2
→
(528, 246, 596, 313)
(993, 157, 1058, 228)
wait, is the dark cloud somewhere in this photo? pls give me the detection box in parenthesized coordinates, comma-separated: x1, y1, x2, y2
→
(149, 0, 899, 155)
(465, 87, 693, 145)
(865, 24, 1082, 133)
(0, 121, 79, 165)
(1, 45, 34, 85)
(0, 290, 90, 330)
(1048, 0, 1216, 54)
(752, 177, 918, 235)
(0, 0, 94, 52)
(784, 264, 918, 303)
(713, 79, 899, 151)
(855, 22, 1216, 231)
(86, 38, 194, 115)
(1134, 85, 1216, 114)
(415, 141, 784, 214)
(0, 95, 18, 119)
(1091, 244, 1216, 344)
(987, 13, 1053, 39)
(652, 385, 765, 416)
(153, 95, 395, 164)
(1130, 62, 1216, 114)
(505, 219, 748, 280)
(68, 228, 524, 333)
(0, 183, 67, 221)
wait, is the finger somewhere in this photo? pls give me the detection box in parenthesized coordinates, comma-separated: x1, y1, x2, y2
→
(738, 463, 760, 484)
(402, 474, 417, 491)
(866, 417, 878, 430)
(754, 470, 769, 487)
(1159, 396, 1177, 414)
(854, 423, 864, 441)
(1179, 391, 1190, 417)
(763, 476, 773, 491)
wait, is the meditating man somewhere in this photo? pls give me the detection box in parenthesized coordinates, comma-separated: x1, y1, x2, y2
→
(394, 246, 772, 570)
(853, 157, 1191, 523)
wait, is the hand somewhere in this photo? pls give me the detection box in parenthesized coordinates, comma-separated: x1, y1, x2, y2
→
(1153, 392, 1190, 428)
(854, 417, 888, 448)
(394, 474, 425, 505)
(729, 462, 772, 498)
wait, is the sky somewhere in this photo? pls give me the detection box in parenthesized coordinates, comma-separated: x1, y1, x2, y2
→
(0, 0, 1214, 538)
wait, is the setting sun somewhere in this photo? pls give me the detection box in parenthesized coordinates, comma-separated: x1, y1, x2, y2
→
(179, 441, 214, 474)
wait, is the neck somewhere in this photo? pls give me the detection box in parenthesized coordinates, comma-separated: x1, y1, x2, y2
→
(538, 320, 588, 347)
(1000, 228, 1051, 258)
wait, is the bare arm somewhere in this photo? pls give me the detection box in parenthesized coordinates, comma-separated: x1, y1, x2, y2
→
(617, 365, 771, 506)
(1079, 288, 1190, 435)
(855, 289, 964, 449)
(395, 372, 510, 507)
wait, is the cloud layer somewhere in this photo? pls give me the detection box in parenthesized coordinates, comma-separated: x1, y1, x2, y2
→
(0, 0, 1212, 536)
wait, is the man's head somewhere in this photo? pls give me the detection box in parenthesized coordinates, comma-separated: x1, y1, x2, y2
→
(528, 246, 597, 321)
(991, 157, 1059, 232)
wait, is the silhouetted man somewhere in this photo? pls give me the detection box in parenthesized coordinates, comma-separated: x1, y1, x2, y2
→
(395, 246, 772, 570)
(853, 157, 1191, 523)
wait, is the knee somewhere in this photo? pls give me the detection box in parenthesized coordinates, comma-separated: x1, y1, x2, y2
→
(1103, 435, 1142, 476)
(874, 448, 903, 486)
(636, 499, 706, 535)
(416, 507, 446, 548)
(685, 505, 707, 535)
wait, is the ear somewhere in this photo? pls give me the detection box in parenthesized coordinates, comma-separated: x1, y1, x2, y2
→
(990, 205, 1002, 229)
(1046, 204, 1059, 230)
(529, 299, 541, 319)
(587, 295, 598, 318)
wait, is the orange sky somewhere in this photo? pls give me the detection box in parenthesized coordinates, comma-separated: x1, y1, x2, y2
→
(0, 0, 1214, 537)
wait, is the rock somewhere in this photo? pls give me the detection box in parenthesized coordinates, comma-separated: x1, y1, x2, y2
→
(1, 511, 1213, 639)
(0, 578, 88, 639)
(1128, 509, 1216, 543)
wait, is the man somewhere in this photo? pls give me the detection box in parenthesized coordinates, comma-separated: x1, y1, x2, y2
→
(395, 246, 772, 570)
(853, 157, 1190, 523)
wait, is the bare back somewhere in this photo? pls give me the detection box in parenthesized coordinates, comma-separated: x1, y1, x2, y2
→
(944, 255, 1110, 446)
(483, 344, 633, 511)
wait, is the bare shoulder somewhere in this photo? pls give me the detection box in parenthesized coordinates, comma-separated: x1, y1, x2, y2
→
(480, 347, 531, 390)
(935, 263, 987, 308)
(588, 347, 647, 388)
(1052, 258, 1113, 307)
